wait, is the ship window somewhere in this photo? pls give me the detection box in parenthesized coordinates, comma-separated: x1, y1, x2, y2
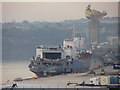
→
(42, 63, 46, 65)
(47, 63, 51, 65)
(66, 62, 69, 65)
(49, 48, 57, 50)
(53, 63, 60, 65)
(36, 57, 40, 60)
(42, 63, 51, 65)
(91, 81, 93, 83)
(66, 55, 71, 59)
(43, 52, 61, 59)
(37, 47, 42, 49)
(38, 63, 41, 65)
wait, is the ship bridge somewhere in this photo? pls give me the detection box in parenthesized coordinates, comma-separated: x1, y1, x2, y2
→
(36, 45, 63, 60)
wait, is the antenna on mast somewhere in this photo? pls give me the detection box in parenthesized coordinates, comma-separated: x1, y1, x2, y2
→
(72, 24, 76, 39)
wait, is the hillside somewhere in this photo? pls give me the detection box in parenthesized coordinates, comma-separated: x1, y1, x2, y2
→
(2, 17, 118, 61)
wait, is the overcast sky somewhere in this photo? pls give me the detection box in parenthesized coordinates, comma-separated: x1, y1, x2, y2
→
(2, 2, 118, 22)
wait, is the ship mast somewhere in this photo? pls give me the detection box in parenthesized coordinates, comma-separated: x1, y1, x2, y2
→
(72, 24, 76, 39)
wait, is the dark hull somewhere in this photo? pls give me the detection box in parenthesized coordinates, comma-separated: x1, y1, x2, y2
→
(29, 59, 91, 77)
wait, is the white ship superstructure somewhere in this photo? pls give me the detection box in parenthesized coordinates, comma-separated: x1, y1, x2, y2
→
(35, 46, 64, 60)
(63, 37, 85, 60)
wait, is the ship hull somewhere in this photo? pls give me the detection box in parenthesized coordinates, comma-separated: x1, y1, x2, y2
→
(29, 59, 91, 77)
(70, 59, 91, 72)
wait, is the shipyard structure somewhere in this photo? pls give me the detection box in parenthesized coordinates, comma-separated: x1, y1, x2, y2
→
(85, 4, 120, 73)
(85, 4, 107, 45)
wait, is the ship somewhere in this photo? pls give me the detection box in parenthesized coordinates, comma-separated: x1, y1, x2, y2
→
(28, 26, 92, 77)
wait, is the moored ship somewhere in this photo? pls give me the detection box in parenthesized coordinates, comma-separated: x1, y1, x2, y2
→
(28, 24, 92, 77)
(28, 35, 92, 77)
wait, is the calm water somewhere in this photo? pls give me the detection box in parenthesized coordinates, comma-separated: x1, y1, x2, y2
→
(1, 61, 35, 85)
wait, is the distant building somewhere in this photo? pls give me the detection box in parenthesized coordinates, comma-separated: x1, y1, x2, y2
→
(107, 36, 118, 45)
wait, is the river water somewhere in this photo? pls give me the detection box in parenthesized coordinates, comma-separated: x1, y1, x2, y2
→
(1, 61, 35, 85)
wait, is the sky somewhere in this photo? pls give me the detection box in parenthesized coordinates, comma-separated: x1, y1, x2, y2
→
(2, 2, 118, 22)
(1, 0, 119, 2)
